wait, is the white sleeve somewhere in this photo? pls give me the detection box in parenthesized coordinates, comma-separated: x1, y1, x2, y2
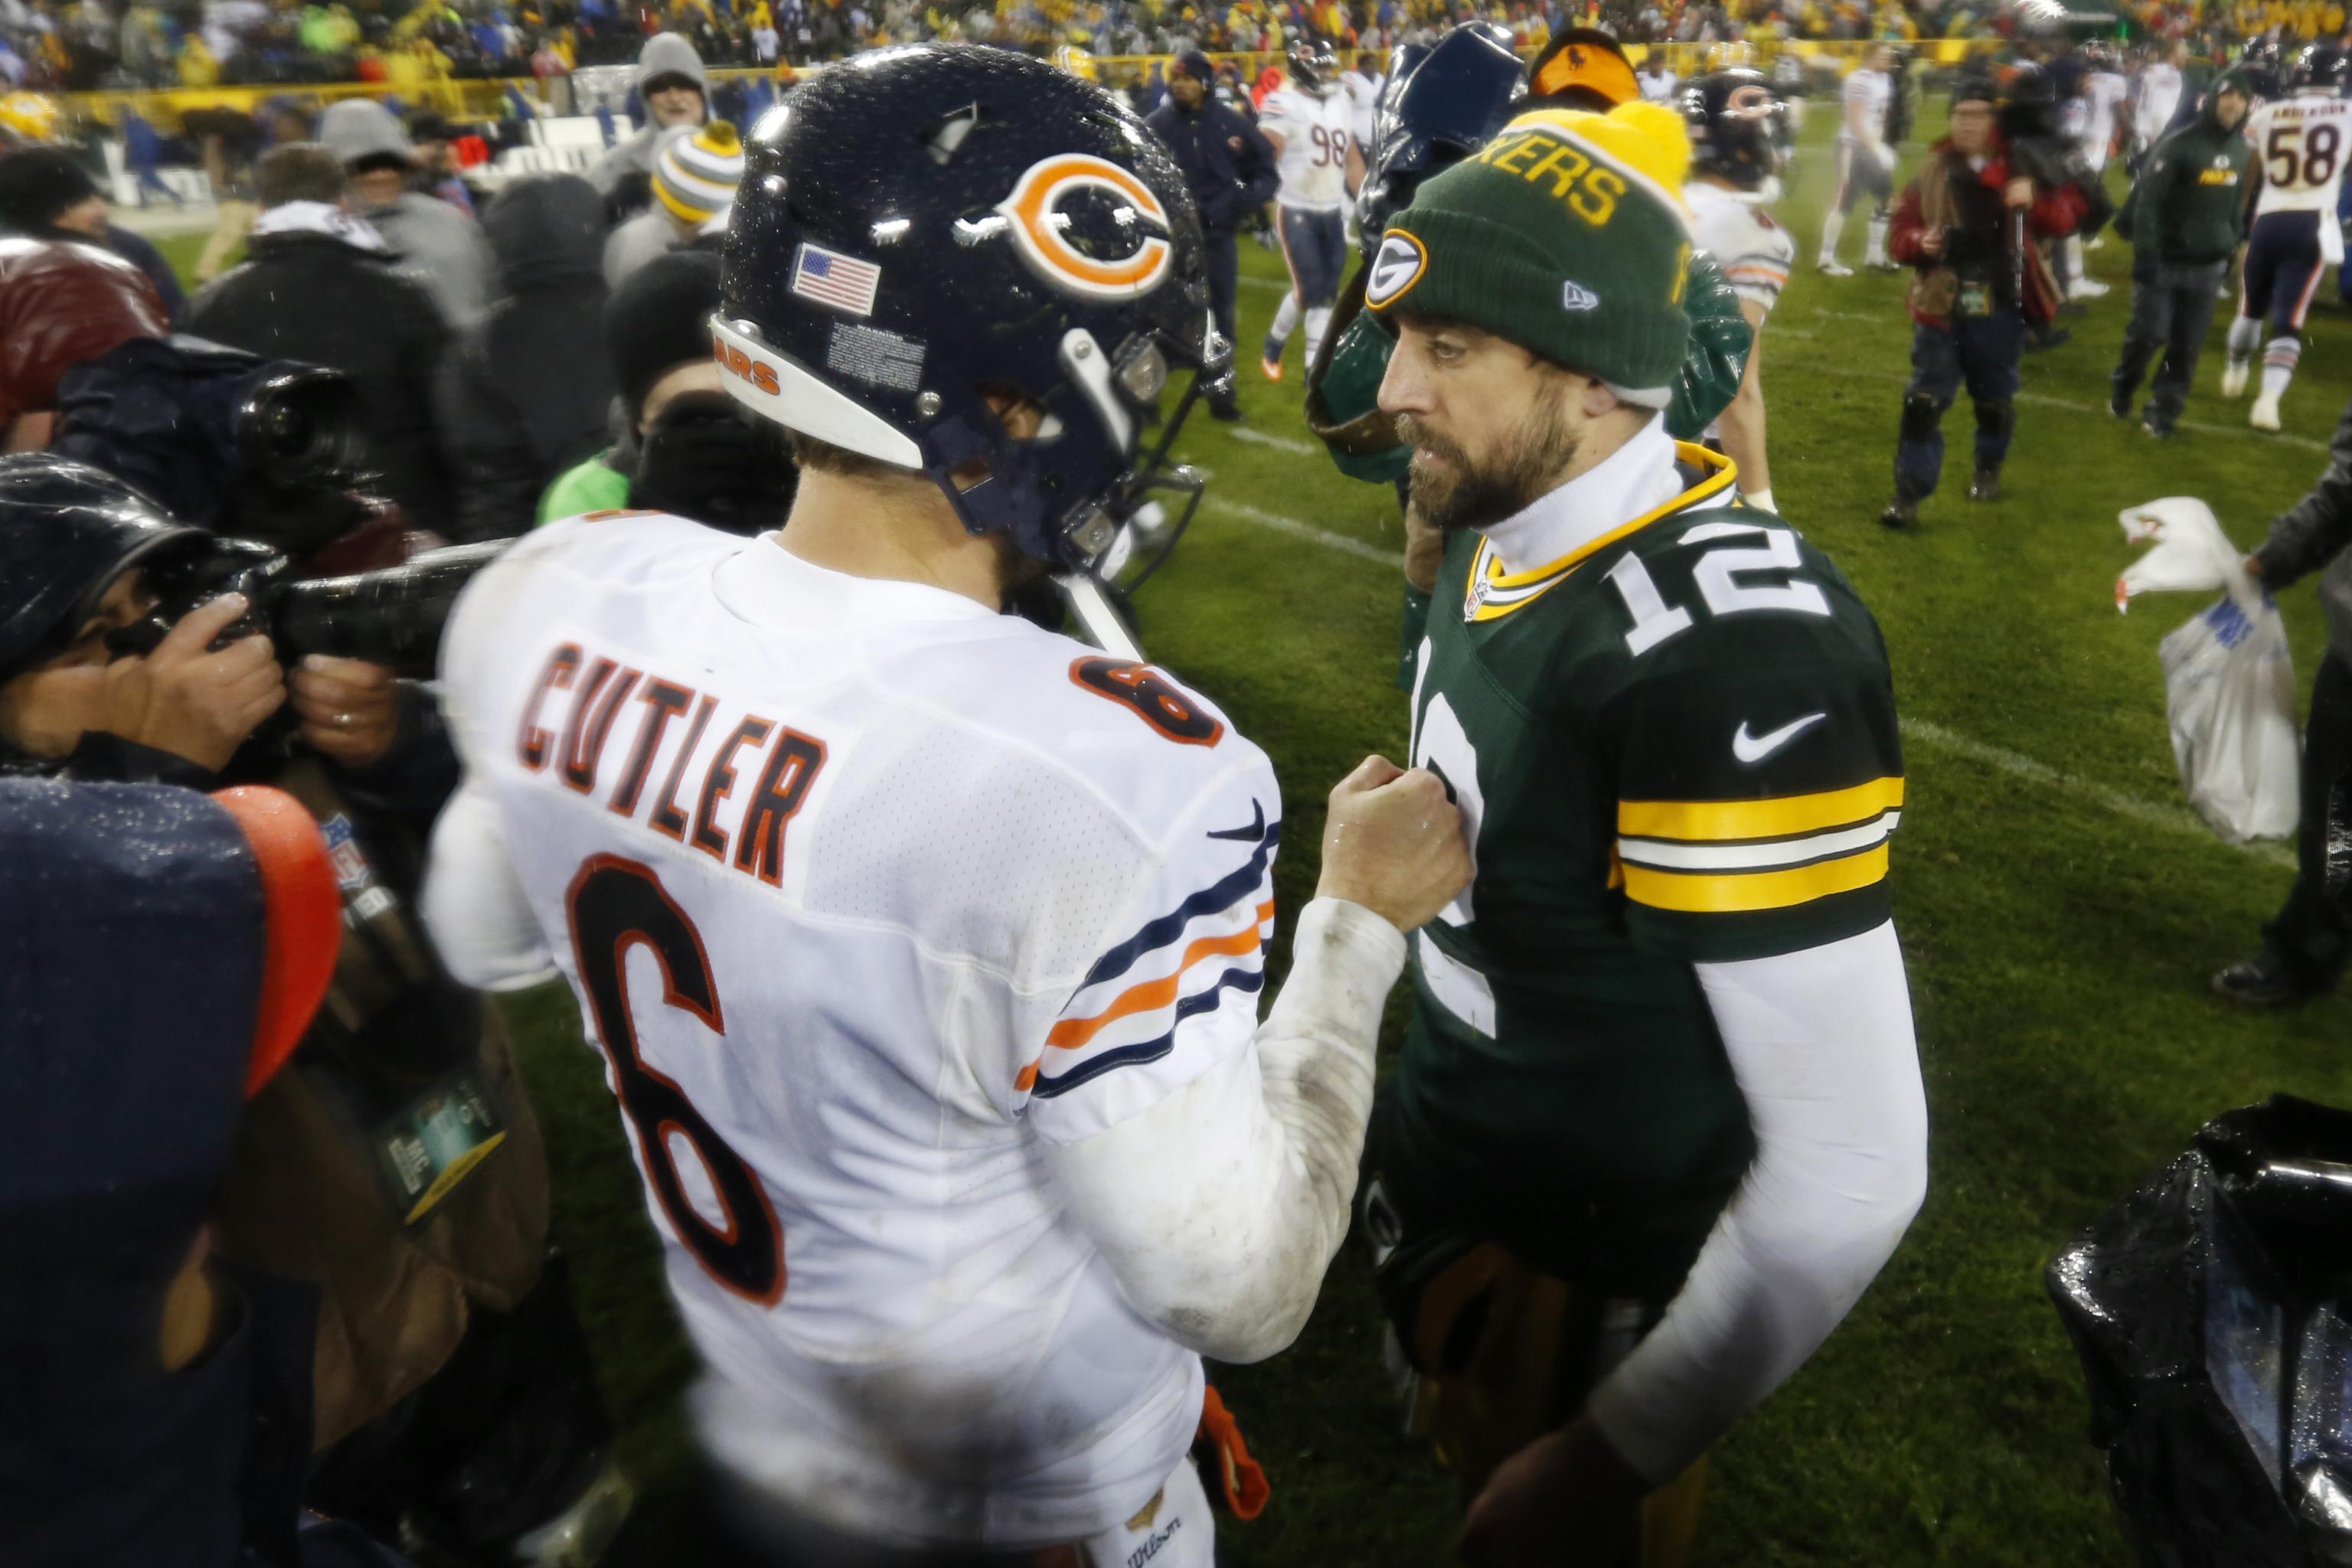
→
(1583, 920, 1927, 1484)
(419, 527, 561, 991)
(422, 776, 557, 991)
(1040, 897, 1406, 1365)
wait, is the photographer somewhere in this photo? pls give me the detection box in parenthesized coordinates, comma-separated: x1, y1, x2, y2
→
(539, 249, 792, 534)
(0, 456, 629, 1566)
(1877, 70, 2092, 530)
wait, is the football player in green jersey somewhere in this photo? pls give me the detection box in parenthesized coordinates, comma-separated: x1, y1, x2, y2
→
(1357, 100, 1929, 1565)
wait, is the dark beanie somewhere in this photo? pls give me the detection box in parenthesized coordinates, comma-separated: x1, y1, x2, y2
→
(1174, 50, 1214, 83)
(605, 247, 723, 420)
(0, 149, 100, 234)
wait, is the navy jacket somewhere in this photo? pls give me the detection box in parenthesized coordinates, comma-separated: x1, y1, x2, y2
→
(1145, 96, 1279, 238)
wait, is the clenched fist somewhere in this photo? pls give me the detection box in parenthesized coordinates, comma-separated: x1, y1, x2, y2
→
(1315, 754, 1475, 933)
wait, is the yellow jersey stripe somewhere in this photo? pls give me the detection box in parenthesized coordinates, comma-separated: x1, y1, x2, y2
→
(1617, 776, 1906, 843)
(1623, 843, 1890, 914)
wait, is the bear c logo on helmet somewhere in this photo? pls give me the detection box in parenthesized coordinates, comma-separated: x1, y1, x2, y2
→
(994, 153, 1174, 301)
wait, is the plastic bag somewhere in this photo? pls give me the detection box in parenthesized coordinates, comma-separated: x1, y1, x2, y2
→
(2050, 1097, 2352, 1567)
(2116, 499, 2300, 844)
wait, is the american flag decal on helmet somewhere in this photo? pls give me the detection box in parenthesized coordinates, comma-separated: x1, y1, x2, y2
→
(792, 242, 881, 317)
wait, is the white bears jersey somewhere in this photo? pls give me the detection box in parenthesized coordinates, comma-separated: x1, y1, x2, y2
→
(1687, 180, 1796, 313)
(432, 517, 1283, 1547)
(2079, 70, 2129, 164)
(1840, 66, 1890, 145)
(1639, 67, 1680, 104)
(1341, 66, 1382, 153)
(2135, 61, 2183, 146)
(2252, 92, 2352, 215)
(1261, 84, 1354, 210)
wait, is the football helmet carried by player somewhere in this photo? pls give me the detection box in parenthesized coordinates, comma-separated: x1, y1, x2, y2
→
(1287, 39, 1339, 96)
(716, 45, 1217, 575)
(2239, 36, 2284, 100)
(2288, 41, 2350, 93)
(1681, 67, 1786, 191)
(1355, 21, 1524, 258)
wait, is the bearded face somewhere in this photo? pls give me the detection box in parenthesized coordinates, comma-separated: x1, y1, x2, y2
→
(1395, 371, 1580, 534)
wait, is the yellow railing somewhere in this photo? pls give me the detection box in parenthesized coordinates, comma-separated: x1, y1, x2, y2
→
(56, 64, 789, 127)
(55, 39, 1998, 127)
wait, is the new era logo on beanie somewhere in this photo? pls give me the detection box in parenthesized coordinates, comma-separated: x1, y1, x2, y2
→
(655, 119, 744, 226)
(1366, 102, 1694, 407)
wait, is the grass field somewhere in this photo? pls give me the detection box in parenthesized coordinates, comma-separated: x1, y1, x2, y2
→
(168, 96, 2352, 1564)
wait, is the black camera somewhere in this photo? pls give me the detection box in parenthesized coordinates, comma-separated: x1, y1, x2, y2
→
(107, 537, 509, 678)
(52, 338, 382, 551)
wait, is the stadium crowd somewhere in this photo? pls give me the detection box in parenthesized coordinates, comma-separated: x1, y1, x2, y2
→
(4, 13, 2352, 1568)
(0, 0, 2321, 95)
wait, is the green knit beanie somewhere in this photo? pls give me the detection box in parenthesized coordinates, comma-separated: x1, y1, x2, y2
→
(1364, 103, 1696, 407)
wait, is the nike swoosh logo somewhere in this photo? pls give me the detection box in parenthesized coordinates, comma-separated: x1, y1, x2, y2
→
(1733, 713, 1828, 764)
(1206, 800, 1268, 841)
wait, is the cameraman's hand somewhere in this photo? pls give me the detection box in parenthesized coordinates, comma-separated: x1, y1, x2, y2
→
(100, 593, 285, 774)
(1315, 755, 1474, 933)
(2004, 176, 2034, 210)
(292, 656, 401, 768)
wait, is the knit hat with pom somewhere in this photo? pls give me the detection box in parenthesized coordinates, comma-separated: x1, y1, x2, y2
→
(652, 119, 743, 226)
(1364, 101, 1694, 407)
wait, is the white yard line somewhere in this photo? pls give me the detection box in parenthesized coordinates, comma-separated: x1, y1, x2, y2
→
(1189, 489, 2298, 866)
(1223, 425, 1321, 456)
(1200, 497, 1403, 564)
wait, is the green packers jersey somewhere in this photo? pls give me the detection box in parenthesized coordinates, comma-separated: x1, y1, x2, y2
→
(1385, 443, 1904, 1295)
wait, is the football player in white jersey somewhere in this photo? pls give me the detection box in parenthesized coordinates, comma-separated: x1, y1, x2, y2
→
(2224, 43, 2352, 430)
(420, 47, 1472, 1568)
(1636, 52, 1679, 104)
(1683, 67, 1795, 514)
(1818, 42, 1899, 275)
(1259, 39, 1364, 381)
(1339, 51, 1383, 247)
(2134, 40, 2187, 162)
(2065, 41, 2131, 290)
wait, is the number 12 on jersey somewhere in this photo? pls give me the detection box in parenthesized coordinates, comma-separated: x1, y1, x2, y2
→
(1605, 523, 1830, 656)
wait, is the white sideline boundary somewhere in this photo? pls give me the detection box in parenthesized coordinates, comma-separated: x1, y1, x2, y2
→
(1189, 487, 2299, 867)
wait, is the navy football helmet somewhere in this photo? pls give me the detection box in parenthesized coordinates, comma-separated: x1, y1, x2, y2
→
(2240, 36, 2283, 100)
(2290, 41, 2350, 93)
(1682, 67, 1785, 190)
(1288, 39, 1339, 95)
(1356, 23, 1524, 259)
(717, 45, 1216, 573)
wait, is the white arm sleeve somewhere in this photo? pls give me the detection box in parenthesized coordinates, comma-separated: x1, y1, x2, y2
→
(1585, 920, 1928, 1484)
(421, 775, 557, 991)
(1041, 897, 1405, 1365)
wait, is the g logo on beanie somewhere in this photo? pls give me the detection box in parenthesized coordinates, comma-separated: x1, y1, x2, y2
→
(1364, 230, 1428, 311)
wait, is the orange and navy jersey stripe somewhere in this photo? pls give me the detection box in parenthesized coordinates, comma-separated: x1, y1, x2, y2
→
(1019, 807, 1279, 1102)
